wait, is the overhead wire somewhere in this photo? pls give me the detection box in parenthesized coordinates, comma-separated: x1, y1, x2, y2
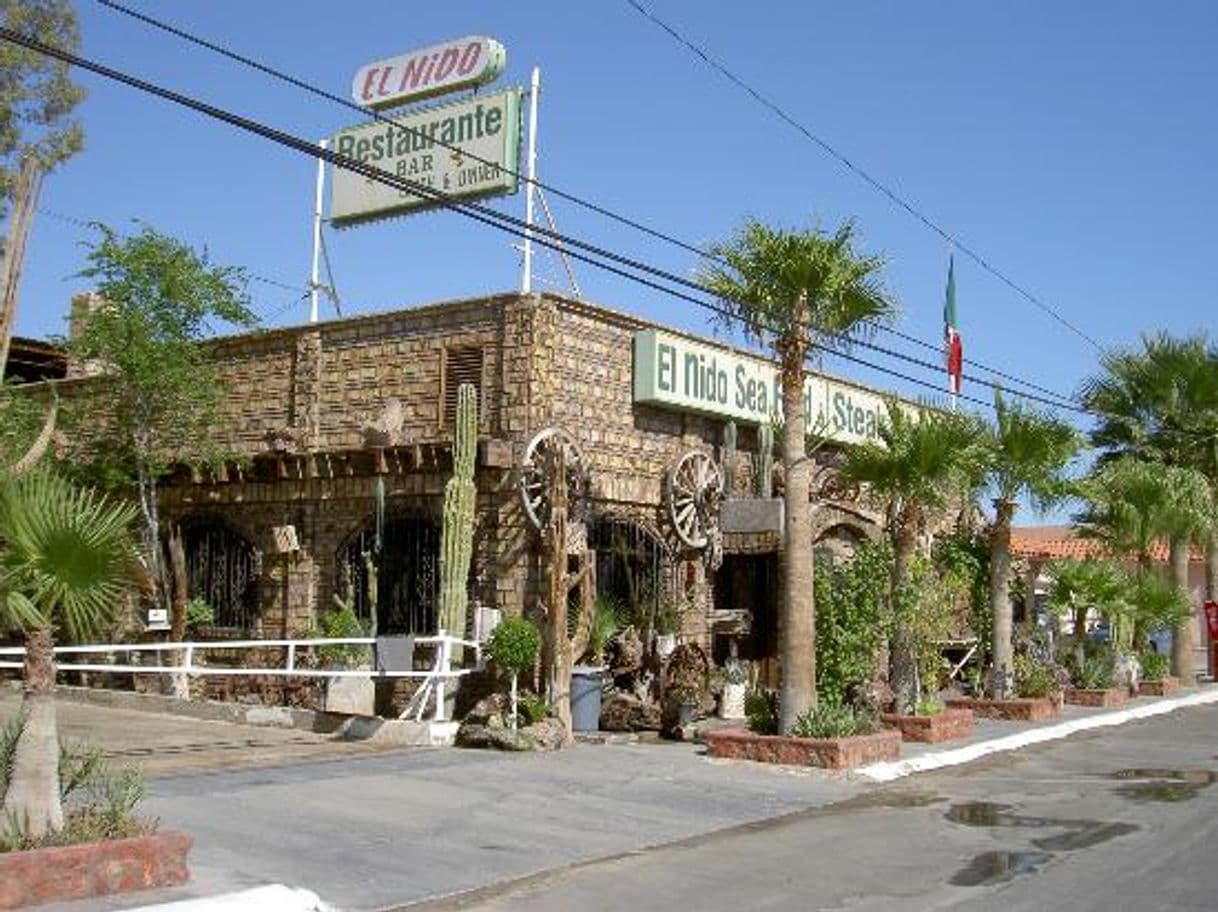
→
(622, 0, 1106, 354)
(6, 24, 1096, 424)
(94, 0, 1080, 408)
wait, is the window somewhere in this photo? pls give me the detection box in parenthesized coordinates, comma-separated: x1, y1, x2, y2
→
(443, 345, 483, 428)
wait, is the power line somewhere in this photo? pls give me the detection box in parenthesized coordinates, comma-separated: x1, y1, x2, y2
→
(3, 24, 1090, 425)
(622, 0, 1106, 354)
(95, 0, 1080, 408)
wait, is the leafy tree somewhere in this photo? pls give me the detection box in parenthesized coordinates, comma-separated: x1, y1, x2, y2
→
(487, 616, 541, 731)
(0, 0, 86, 375)
(813, 541, 889, 707)
(982, 391, 1082, 698)
(65, 224, 256, 616)
(698, 220, 895, 731)
(0, 469, 137, 838)
(840, 400, 985, 712)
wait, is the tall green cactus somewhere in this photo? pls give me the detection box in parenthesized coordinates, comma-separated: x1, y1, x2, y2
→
(439, 383, 478, 639)
(757, 422, 774, 497)
(722, 420, 737, 498)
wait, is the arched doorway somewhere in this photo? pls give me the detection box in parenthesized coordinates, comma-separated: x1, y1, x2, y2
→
(587, 516, 668, 628)
(178, 518, 261, 631)
(814, 523, 867, 566)
(336, 516, 441, 635)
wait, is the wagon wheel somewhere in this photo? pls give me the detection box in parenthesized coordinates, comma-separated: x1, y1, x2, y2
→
(518, 427, 589, 531)
(817, 471, 861, 504)
(667, 450, 724, 549)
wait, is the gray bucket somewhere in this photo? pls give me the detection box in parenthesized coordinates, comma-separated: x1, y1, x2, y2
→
(570, 666, 605, 732)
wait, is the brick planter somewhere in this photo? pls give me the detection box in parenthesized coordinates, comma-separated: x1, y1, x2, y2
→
(880, 707, 974, 743)
(1064, 687, 1128, 708)
(0, 830, 191, 910)
(946, 695, 1062, 722)
(703, 727, 900, 770)
(1138, 677, 1181, 698)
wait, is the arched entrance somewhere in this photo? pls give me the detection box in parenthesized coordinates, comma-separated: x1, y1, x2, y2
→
(587, 515, 668, 628)
(336, 515, 441, 635)
(178, 518, 260, 630)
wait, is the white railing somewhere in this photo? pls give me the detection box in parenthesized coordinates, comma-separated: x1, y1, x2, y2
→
(0, 633, 481, 722)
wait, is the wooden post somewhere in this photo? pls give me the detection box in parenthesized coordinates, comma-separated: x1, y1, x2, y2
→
(543, 445, 573, 741)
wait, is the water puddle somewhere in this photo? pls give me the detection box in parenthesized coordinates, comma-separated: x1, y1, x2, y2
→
(1110, 768, 1217, 803)
(946, 801, 1138, 887)
(851, 790, 946, 810)
(951, 851, 1051, 887)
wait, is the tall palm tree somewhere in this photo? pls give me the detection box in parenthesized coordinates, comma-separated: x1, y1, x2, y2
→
(840, 401, 984, 713)
(983, 392, 1082, 698)
(698, 220, 895, 732)
(1078, 457, 1212, 677)
(1080, 332, 1218, 671)
(0, 469, 136, 838)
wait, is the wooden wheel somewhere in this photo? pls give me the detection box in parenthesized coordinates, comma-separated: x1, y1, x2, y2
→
(667, 450, 723, 549)
(518, 427, 588, 531)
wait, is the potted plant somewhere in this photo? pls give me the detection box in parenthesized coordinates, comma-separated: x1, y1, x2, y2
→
(705, 700, 901, 769)
(1064, 648, 1128, 708)
(486, 615, 541, 730)
(718, 658, 748, 719)
(316, 595, 373, 715)
(1137, 651, 1179, 697)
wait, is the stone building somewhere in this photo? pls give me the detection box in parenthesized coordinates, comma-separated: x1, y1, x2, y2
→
(57, 291, 907, 683)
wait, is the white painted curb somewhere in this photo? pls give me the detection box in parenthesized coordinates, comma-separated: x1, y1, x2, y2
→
(129, 884, 338, 911)
(855, 687, 1218, 783)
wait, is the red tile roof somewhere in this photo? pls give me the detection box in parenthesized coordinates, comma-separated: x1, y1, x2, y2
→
(1010, 525, 1201, 563)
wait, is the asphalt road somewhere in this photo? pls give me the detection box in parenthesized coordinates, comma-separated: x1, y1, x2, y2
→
(411, 704, 1218, 912)
(16, 695, 1218, 911)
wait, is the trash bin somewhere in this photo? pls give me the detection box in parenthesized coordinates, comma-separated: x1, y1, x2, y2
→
(570, 666, 605, 732)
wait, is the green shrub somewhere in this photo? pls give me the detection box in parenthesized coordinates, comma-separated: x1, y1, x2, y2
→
(487, 616, 541, 675)
(316, 601, 371, 667)
(1140, 652, 1170, 682)
(1072, 654, 1115, 690)
(585, 597, 621, 665)
(915, 695, 944, 717)
(814, 543, 887, 707)
(184, 596, 215, 633)
(1014, 654, 1060, 698)
(790, 702, 878, 739)
(517, 691, 550, 725)
(745, 688, 779, 735)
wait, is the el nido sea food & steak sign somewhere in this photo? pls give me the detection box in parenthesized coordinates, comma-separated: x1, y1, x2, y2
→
(633, 330, 907, 446)
(352, 36, 507, 110)
(329, 88, 522, 227)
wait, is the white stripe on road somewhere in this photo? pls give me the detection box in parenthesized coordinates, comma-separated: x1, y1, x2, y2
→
(856, 687, 1218, 783)
(129, 884, 337, 911)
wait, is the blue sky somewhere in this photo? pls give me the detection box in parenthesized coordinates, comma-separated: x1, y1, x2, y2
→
(13, 1, 1218, 445)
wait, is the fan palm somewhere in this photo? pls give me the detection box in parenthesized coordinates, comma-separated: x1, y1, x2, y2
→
(1078, 457, 1212, 677)
(983, 392, 1082, 697)
(840, 401, 985, 713)
(698, 220, 895, 731)
(0, 468, 137, 838)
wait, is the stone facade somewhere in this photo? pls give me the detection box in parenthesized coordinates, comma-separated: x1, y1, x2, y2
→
(64, 292, 889, 664)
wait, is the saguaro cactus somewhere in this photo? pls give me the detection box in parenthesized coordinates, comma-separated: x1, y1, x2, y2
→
(757, 422, 774, 497)
(722, 420, 737, 498)
(439, 383, 478, 639)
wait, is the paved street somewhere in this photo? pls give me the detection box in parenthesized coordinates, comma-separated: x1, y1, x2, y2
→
(413, 704, 1218, 912)
(9, 694, 1216, 911)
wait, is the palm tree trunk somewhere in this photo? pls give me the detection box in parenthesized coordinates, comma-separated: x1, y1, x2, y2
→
(1169, 537, 1195, 682)
(167, 526, 190, 699)
(889, 508, 919, 714)
(2, 627, 64, 839)
(989, 499, 1016, 699)
(777, 313, 815, 734)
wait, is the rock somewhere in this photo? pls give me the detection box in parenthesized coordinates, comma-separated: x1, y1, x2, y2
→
(849, 677, 895, 716)
(1113, 652, 1142, 694)
(600, 692, 661, 732)
(462, 692, 510, 727)
(609, 626, 644, 676)
(455, 715, 568, 752)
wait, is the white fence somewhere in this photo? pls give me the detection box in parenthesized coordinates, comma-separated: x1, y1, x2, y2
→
(0, 633, 481, 722)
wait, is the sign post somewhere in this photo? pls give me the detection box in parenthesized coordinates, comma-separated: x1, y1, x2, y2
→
(520, 66, 540, 295)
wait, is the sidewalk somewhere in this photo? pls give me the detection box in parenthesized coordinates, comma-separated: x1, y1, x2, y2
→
(34, 684, 1218, 912)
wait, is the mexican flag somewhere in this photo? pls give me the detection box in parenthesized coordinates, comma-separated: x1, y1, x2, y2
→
(944, 256, 963, 396)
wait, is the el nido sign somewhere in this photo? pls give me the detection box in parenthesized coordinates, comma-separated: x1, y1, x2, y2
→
(353, 36, 507, 109)
(633, 330, 905, 446)
(329, 88, 522, 227)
